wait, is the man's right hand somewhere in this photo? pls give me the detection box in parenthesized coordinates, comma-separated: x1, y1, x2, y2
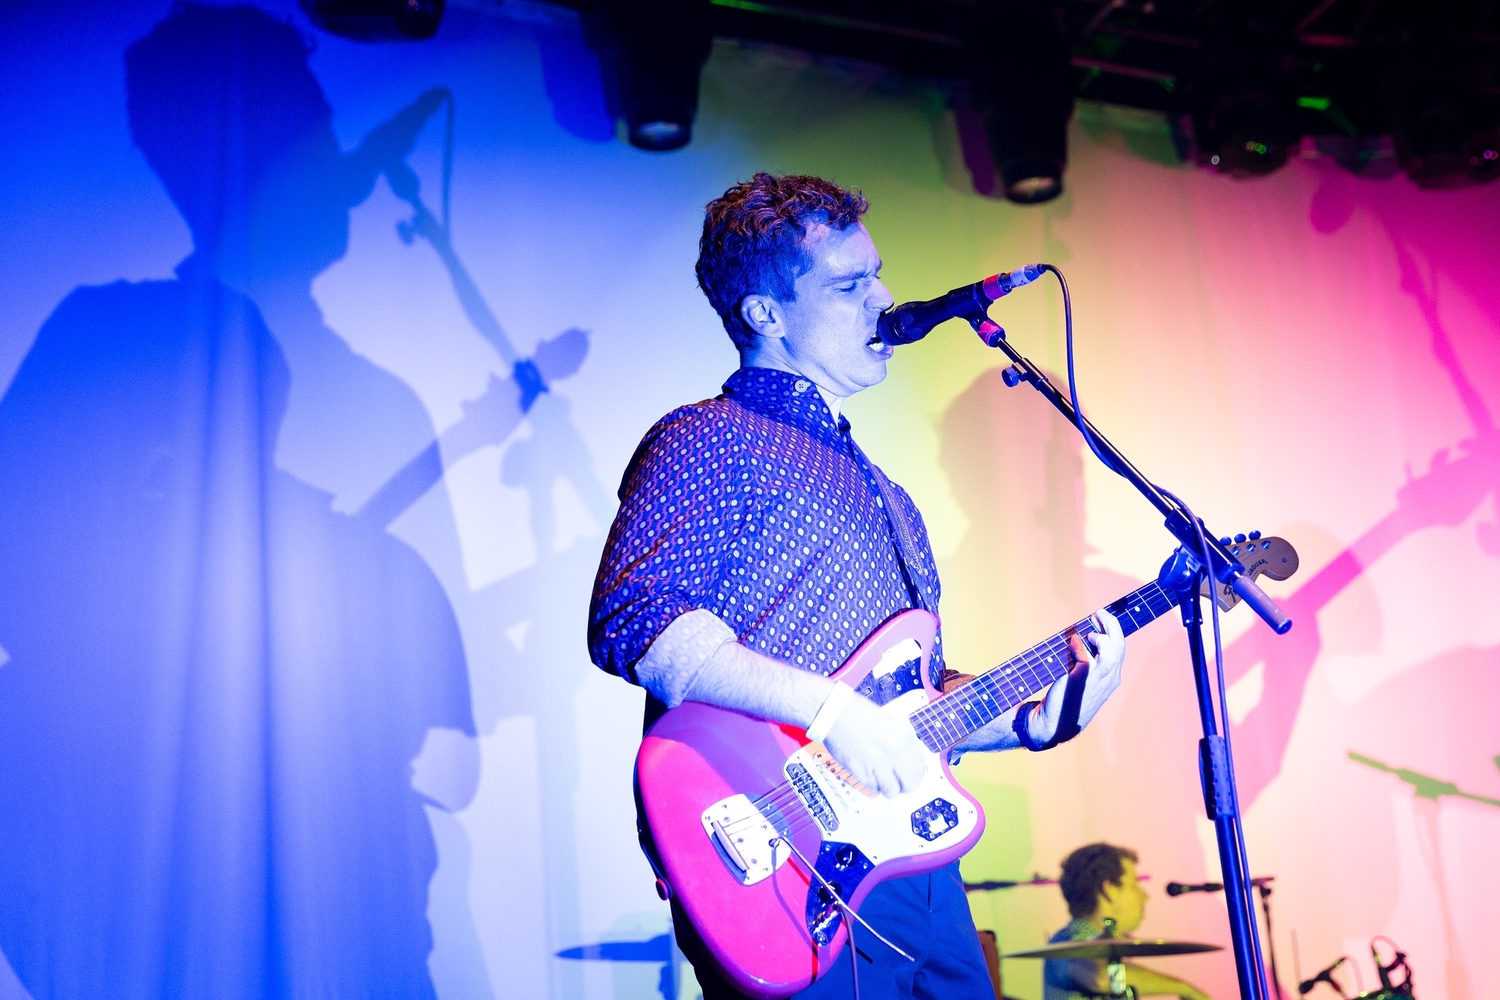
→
(821, 692, 928, 797)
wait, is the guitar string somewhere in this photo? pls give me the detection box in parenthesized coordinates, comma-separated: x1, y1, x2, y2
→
(712, 569, 1270, 852)
(725, 632, 1098, 841)
(725, 586, 1177, 836)
(908, 580, 1175, 742)
(720, 581, 1181, 842)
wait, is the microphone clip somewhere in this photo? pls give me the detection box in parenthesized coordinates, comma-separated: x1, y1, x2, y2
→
(968, 316, 1007, 349)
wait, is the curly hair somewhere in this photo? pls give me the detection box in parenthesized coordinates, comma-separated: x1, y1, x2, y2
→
(695, 173, 869, 350)
(1059, 843, 1139, 919)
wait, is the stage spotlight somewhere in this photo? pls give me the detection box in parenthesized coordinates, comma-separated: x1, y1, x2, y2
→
(1381, 26, 1500, 189)
(591, 0, 713, 152)
(1468, 130, 1500, 183)
(1391, 81, 1500, 189)
(969, 4, 1074, 204)
(1196, 88, 1297, 176)
(300, 0, 444, 41)
(1187, 13, 1297, 178)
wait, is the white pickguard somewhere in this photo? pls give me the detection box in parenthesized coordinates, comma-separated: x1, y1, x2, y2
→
(701, 637, 978, 883)
(780, 638, 978, 866)
(784, 687, 978, 865)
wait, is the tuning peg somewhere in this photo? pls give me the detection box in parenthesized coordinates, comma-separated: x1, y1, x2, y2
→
(1219, 537, 1232, 546)
(1248, 530, 1261, 540)
(1234, 533, 1247, 543)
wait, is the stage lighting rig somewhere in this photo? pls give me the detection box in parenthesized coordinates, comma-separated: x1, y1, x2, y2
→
(968, 3, 1074, 204)
(590, 0, 713, 152)
(300, 0, 444, 41)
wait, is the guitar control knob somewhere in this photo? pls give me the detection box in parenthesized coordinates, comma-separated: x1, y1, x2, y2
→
(1248, 530, 1261, 540)
(1234, 533, 1247, 543)
(1219, 537, 1232, 546)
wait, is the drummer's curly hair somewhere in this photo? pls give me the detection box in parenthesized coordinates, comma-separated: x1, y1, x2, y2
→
(1060, 843, 1139, 918)
(696, 173, 868, 350)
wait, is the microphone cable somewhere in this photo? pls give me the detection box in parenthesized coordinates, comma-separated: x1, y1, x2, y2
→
(1044, 263, 1273, 996)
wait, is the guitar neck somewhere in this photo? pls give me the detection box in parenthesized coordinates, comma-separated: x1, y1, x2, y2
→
(909, 580, 1181, 753)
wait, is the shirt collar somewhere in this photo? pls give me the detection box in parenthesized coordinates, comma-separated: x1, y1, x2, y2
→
(722, 367, 851, 445)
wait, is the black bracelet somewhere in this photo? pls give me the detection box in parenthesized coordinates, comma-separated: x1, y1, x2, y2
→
(1013, 703, 1055, 752)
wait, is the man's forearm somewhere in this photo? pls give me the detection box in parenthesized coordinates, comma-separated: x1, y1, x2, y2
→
(633, 610, 937, 796)
(633, 609, 834, 727)
(684, 639, 837, 727)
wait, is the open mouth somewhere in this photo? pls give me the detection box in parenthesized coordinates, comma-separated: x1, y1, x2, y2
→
(866, 333, 892, 356)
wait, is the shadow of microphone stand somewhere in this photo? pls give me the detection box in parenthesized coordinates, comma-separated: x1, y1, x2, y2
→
(354, 125, 594, 531)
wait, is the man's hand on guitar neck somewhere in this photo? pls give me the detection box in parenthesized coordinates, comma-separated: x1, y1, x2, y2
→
(1033, 607, 1126, 745)
(952, 607, 1126, 754)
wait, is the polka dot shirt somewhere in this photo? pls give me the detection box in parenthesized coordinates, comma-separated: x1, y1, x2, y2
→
(589, 367, 944, 708)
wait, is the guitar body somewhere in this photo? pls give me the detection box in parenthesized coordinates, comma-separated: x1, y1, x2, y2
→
(636, 610, 985, 998)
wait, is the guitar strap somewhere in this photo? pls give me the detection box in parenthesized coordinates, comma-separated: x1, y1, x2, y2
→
(844, 431, 931, 614)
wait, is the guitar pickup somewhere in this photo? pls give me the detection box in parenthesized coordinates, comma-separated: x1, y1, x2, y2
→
(700, 794, 788, 886)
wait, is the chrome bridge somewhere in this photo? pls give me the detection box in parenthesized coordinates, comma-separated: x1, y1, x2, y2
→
(701, 794, 789, 886)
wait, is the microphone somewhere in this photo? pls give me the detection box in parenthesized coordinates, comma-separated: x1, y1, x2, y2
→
(1297, 956, 1346, 996)
(348, 87, 450, 205)
(1165, 881, 1224, 896)
(877, 264, 1045, 346)
(1166, 876, 1271, 896)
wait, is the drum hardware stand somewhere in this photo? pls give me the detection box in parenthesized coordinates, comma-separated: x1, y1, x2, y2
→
(974, 308, 1291, 1000)
(1254, 878, 1287, 1000)
(1100, 918, 1136, 1000)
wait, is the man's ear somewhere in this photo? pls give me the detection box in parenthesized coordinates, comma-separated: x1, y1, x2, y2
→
(738, 294, 783, 341)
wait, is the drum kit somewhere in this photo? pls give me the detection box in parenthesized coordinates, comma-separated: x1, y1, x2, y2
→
(1004, 937, 1222, 1000)
(1004, 937, 1414, 1000)
(970, 876, 1417, 1000)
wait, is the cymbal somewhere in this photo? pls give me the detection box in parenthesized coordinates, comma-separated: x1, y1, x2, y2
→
(1006, 939, 1223, 960)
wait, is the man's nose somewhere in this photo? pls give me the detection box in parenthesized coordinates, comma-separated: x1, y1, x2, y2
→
(868, 279, 895, 312)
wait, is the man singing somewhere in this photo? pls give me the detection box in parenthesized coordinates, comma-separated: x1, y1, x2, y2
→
(589, 173, 1127, 999)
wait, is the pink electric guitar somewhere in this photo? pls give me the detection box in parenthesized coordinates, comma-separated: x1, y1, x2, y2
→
(635, 535, 1298, 998)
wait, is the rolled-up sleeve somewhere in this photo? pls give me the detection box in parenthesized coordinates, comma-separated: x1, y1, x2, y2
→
(588, 405, 757, 684)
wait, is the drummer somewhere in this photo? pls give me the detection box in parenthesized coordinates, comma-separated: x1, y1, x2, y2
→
(1044, 844, 1213, 1000)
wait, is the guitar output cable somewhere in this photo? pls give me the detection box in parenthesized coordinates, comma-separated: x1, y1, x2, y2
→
(769, 834, 915, 1000)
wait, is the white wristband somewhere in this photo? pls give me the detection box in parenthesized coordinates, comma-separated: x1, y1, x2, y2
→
(805, 681, 856, 743)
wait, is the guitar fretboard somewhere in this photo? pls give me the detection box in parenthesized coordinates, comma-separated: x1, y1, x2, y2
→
(908, 580, 1180, 753)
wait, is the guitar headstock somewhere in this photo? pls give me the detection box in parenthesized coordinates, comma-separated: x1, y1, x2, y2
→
(1199, 532, 1300, 611)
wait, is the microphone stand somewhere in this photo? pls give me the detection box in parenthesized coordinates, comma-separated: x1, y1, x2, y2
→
(969, 315, 1288, 1000)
